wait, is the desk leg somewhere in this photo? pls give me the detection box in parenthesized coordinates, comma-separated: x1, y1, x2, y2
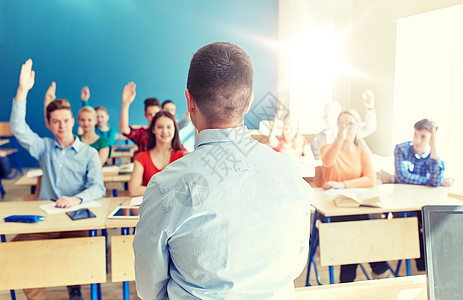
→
(30, 186, 36, 195)
(306, 211, 321, 286)
(121, 227, 130, 300)
(402, 211, 412, 276)
(88, 230, 100, 300)
(2, 235, 17, 300)
(325, 216, 335, 284)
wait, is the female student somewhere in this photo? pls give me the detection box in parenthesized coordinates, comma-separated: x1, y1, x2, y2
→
(268, 114, 313, 158)
(77, 106, 111, 165)
(81, 86, 117, 146)
(129, 111, 187, 197)
(319, 109, 393, 282)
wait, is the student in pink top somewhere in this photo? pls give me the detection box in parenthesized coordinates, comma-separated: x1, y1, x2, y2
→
(319, 109, 393, 283)
(129, 111, 188, 197)
(268, 114, 313, 158)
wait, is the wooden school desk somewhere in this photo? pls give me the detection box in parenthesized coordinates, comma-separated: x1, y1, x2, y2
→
(105, 197, 139, 300)
(15, 173, 131, 197)
(296, 274, 427, 299)
(0, 198, 111, 300)
(307, 184, 462, 285)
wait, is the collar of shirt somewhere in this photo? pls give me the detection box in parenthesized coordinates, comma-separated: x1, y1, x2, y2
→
(414, 148, 430, 159)
(53, 135, 84, 152)
(194, 126, 251, 149)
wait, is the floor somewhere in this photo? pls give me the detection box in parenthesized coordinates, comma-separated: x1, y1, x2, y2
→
(0, 173, 425, 299)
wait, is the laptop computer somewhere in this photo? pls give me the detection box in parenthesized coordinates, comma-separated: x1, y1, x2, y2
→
(422, 205, 463, 300)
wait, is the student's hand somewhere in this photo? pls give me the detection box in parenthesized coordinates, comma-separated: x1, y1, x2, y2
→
(122, 82, 136, 106)
(81, 86, 90, 101)
(336, 121, 348, 144)
(55, 196, 83, 208)
(429, 123, 437, 148)
(442, 178, 454, 187)
(16, 59, 35, 101)
(361, 89, 375, 110)
(44, 81, 56, 108)
(323, 181, 346, 190)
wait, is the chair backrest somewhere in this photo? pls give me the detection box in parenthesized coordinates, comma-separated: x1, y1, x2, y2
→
(111, 235, 135, 282)
(0, 122, 12, 137)
(0, 237, 106, 290)
(319, 217, 420, 266)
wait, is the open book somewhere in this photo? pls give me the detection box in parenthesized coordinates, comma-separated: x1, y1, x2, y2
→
(330, 188, 381, 208)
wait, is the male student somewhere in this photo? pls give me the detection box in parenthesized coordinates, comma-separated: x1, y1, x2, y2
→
(133, 42, 310, 299)
(393, 119, 452, 187)
(392, 118, 453, 271)
(10, 59, 106, 300)
(119, 82, 161, 152)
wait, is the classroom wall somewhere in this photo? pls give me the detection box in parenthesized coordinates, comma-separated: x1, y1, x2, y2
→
(279, 0, 463, 156)
(0, 0, 278, 167)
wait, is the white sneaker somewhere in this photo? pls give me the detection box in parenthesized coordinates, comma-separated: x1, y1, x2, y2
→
(371, 269, 395, 280)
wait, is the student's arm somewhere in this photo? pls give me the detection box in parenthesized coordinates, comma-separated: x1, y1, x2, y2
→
(108, 127, 117, 146)
(128, 159, 147, 197)
(359, 89, 376, 138)
(120, 82, 136, 135)
(10, 59, 46, 159)
(81, 86, 90, 107)
(342, 148, 376, 188)
(320, 122, 347, 167)
(428, 125, 445, 186)
(74, 150, 106, 203)
(98, 147, 110, 166)
(43, 81, 56, 122)
(133, 180, 170, 299)
(267, 115, 280, 148)
(177, 112, 190, 130)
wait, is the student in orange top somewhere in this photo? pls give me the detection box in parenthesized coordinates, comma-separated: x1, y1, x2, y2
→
(319, 109, 393, 282)
(319, 109, 375, 189)
(128, 111, 187, 197)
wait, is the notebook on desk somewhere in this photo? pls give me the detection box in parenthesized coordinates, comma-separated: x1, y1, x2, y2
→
(422, 205, 463, 300)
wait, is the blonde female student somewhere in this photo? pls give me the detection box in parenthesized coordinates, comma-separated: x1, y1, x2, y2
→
(319, 109, 393, 282)
(77, 106, 110, 166)
(129, 111, 187, 197)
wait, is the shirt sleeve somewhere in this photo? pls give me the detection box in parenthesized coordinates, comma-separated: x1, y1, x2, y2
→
(108, 127, 117, 146)
(359, 108, 377, 138)
(9, 100, 46, 160)
(74, 148, 106, 202)
(133, 180, 170, 299)
(319, 142, 341, 167)
(177, 114, 191, 130)
(123, 126, 141, 145)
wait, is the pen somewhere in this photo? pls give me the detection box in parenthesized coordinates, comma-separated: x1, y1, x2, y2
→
(50, 198, 57, 202)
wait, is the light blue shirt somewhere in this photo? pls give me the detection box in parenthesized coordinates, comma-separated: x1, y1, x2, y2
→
(10, 100, 106, 203)
(133, 126, 310, 299)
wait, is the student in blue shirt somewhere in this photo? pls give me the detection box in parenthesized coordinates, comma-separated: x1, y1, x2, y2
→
(133, 42, 311, 299)
(391, 119, 453, 271)
(10, 59, 106, 300)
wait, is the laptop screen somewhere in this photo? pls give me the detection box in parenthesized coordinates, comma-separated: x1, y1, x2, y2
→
(422, 205, 463, 300)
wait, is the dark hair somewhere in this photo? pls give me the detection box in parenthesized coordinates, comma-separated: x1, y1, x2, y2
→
(46, 99, 72, 121)
(144, 97, 161, 112)
(187, 42, 254, 126)
(147, 111, 182, 151)
(162, 100, 175, 109)
(414, 119, 435, 132)
(95, 106, 108, 114)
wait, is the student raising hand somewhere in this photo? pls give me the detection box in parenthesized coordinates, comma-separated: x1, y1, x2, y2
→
(16, 59, 35, 101)
(81, 86, 90, 102)
(122, 82, 136, 105)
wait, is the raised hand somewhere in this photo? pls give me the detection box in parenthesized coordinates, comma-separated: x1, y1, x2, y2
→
(361, 89, 375, 109)
(44, 81, 56, 105)
(336, 121, 348, 144)
(122, 82, 136, 106)
(81, 86, 90, 101)
(16, 59, 35, 101)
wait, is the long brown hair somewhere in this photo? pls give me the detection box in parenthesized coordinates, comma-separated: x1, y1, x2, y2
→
(147, 111, 182, 151)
